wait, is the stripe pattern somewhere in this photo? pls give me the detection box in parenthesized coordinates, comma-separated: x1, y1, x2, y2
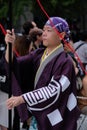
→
(23, 75, 72, 111)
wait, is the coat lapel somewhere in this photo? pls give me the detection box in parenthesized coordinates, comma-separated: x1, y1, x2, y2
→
(34, 45, 64, 88)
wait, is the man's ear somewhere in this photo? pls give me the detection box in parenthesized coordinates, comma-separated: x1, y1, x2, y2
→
(59, 32, 66, 40)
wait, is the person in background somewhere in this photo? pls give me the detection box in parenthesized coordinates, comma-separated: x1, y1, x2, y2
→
(73, 31, 87, 130)
(29, 28, 43, 51)
(22, 21, 37, 36)
(14, 35, 31, 56)
(74, 31, 87, 110)
(64, 32, 87, 130)
(0, 30, 6, 59)
(74, 31, 87, 71)
(0, 55, 8, 130)
(5, 17, 80, 130)
(0, 29, 8, 130)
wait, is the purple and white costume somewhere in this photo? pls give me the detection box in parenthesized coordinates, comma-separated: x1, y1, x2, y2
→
(3, 17, 80, 130)
(14, 44, 80, 130)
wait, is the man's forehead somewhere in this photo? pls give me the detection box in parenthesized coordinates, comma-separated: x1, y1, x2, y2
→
(43, 25, 53, 29)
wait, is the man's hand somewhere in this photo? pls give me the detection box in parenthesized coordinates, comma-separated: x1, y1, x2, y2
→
(5, 29, 15, 45)
(5, 29, 16, 62)
(6, 96, 25, 110)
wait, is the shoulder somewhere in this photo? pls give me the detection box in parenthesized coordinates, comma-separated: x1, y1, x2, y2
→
(61, 51, 73, 63)
(32, 48, 45, 55)
(74, 40, 82, 47)
(55, 51, 74, 69)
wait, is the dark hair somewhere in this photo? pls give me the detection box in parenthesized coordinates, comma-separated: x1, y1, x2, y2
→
(29, 28, 43, 42)
(14, 35, 31, 56)
(22, 21, 34, 35)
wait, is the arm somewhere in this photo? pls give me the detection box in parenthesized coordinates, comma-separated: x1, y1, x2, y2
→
(7, 74, 70, 110)
(7, 59, 75, 111)
(5, 29, 16, 62)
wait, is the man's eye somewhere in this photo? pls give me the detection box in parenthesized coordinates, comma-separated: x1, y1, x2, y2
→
(47, 29, 52, 32)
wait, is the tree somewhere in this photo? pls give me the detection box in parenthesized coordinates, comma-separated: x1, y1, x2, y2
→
(0, 0, 33, 29)
(0, 0, 87, 30)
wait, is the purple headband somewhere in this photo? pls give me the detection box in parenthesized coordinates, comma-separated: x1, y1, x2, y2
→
(45, 17, 71, 42)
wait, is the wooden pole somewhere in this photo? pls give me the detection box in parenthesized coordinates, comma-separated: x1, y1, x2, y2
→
(8, 0, 12, 130)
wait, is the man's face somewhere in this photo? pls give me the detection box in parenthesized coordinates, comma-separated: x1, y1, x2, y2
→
(42, 25, 61, 48)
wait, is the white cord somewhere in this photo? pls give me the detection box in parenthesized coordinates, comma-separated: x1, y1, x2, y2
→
(77, 96, 87, 100)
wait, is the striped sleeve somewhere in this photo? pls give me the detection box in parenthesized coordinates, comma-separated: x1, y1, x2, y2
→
(22, 75, 70, 111)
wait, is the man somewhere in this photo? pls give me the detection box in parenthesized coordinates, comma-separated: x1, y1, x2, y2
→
(74, 31, 87, 71)
(29, 28, 43, 51)
(5, 17, 80, 130)
(74, 31, 87, 130)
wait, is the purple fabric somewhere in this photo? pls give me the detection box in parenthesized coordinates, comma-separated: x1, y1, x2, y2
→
(12, 72, 29, 122)
(3, 56, 29, 122)
(16, 48, 80, 130)
(45, 17, 70, 42)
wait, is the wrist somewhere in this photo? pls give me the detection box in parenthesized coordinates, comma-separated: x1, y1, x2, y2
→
(19, 96, 25, 104)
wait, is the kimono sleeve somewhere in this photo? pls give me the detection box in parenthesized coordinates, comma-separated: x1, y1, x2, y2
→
(22, 58, 77, 112)
(13, 52, 35, 93)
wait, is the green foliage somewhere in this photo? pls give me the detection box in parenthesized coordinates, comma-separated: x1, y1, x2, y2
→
(50, 0, 58, 7)
(61, 0, 76, 6)
(13, 0, 33, 25)
(0, 2, 8, 19)
(0, 0, 33, 25)
(0, 0, 87, 29)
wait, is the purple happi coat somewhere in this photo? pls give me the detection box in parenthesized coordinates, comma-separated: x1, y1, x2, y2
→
(14, 45, 80, 130)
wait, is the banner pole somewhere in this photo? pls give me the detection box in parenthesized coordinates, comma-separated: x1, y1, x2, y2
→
(8, 0, 12, 130)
